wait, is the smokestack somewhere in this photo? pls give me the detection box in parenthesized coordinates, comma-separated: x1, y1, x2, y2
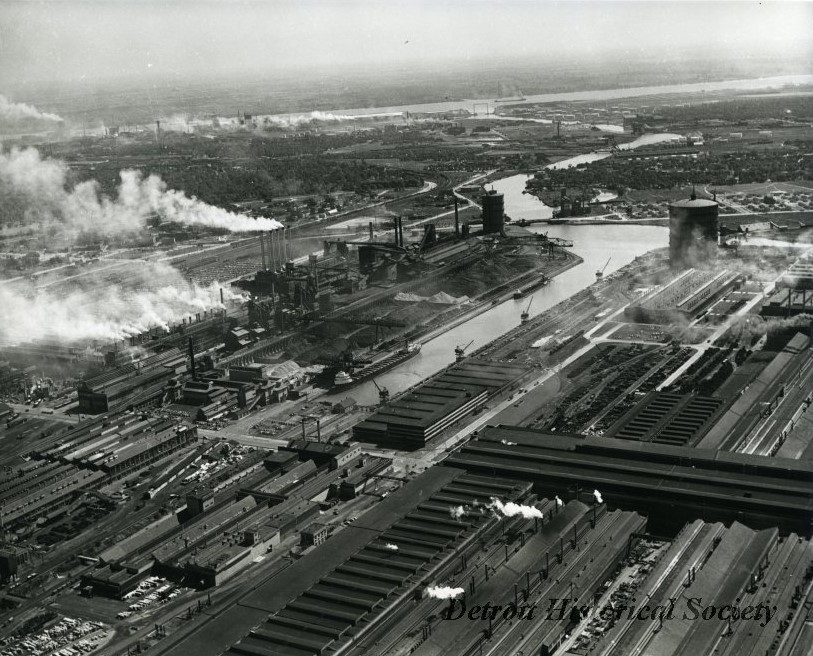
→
(369, 221, 374, 241)
(188, 337, 196, 380)
(268, 231, 276, 270)
(220, 288, 224, 305)
(399, 217, 404, 248)
(260, 233, 267, 270)
(454, 197, 460, 237)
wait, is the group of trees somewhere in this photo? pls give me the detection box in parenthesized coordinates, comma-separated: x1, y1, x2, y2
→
(530, 146, 812, 193)
(82, 155, 422, 208)
(658, 94, 813, 125)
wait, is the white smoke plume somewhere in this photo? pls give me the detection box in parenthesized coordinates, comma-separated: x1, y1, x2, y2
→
(0, 147, 282, 243)
(555, 496, 564, 508)
(0, 95, 63, 123)
(0, 261, 242, 345)
(488, 498, 544, 520)
(449, 505, 468, 520)
(593, 490, 603, 504)
(383, 543, 399, 551)
(426, 585, 465, 600)
(262, 111, 403, 129)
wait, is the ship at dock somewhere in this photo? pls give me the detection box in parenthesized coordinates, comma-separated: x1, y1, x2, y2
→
(329, 342, 421, 393)
(512, 274, 550, 299)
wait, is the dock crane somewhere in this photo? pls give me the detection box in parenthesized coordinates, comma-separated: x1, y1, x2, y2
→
(454, 340, 474, 362)
(521, 298, 532, 324)
(372, 379, 390, 405)
(596, 258, 611, 279)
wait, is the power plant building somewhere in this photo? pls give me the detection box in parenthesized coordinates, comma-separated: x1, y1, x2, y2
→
(481, 190, 505, 234)
(669, 194, 719, 269)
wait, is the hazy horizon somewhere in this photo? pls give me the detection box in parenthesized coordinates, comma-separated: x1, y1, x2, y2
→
(1, 1, 810, 91)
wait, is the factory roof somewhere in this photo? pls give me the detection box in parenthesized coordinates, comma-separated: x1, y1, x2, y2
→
(447, 425, 813, 534)
(175, 467, 530, 656)
(224, 467, 531, 656)
(151, 496, 258, 564)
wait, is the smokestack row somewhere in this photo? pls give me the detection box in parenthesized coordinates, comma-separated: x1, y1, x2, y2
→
(260, 228, 290, 271)
(393, 217, 404, 248)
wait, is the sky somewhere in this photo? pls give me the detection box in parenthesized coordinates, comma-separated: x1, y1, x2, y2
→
(0, 1, 811, 87)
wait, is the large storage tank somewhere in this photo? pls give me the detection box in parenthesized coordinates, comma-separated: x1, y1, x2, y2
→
(669, 194, 719, 269)
(482, 190, 505, 234)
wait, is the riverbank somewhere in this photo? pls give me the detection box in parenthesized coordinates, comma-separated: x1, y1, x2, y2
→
(415, 252, 582, 346)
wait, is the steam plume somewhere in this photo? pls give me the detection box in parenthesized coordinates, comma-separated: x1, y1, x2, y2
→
(449, 505, 467, 520)
(0, 95, 63, 123)
(263, 111, 403, 129)
(383, 543, 399, 551)
(488, 498, 544, 520)
(0, 147, 282, 243)
(593, 490, 603, 504)
(426, 585, 465, 600)
(555, 496, 564, 508)
(726, 313, 812, 346)
(0, 261, 242, 345)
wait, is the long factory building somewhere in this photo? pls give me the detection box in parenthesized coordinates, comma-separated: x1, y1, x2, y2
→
(445, 426, 813, 536)
(353, 359, 529, 449)
(588, 519, 813, 656)
(624, 267, 742, 324)
(83, 446, 389, 596)
(155, 467, 557, 654)
(1, 416, 198, 528)
(153, 465, 656, 656)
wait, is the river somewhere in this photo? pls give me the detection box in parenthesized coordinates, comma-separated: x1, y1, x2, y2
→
(324, 174, 668, 405)
(267, 74, 813, 122)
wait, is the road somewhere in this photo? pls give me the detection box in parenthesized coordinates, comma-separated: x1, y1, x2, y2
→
(656, 279, 774, 391)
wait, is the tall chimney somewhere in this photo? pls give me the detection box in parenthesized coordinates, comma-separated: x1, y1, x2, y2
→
(454, 197, 460, 237)
(268, 231, 276, 270)
(369, 221, 374, 241)
(260, 233, 267, 271)
(188, 337, 196, 380)
(220, 288, 224, 305)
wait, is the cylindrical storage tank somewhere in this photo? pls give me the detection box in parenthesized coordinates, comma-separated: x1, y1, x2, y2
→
(668, 197, 719, 269)
(482, 190, 505, 234)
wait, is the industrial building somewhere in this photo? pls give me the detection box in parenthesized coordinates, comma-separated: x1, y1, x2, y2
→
(280, 440, 362, 470)
(698, 332, 811, 451)
(481, 189, 505, 234)
(762, 288, 813, 318)
(77, 347, 188, 413)
(607, 391, 725, 447)
(156, 466, 649, 656)
(668, 193, 719, 269)
(81, 447, 390, 597)
(353, 359, 529, 449)
(589, 519, 813, 656)
(445, 426, 813, 536)
(624, 267, 741, 324)
(779, 255, 813, 289)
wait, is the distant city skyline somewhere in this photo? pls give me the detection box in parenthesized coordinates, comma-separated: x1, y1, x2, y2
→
(0, 1, 810, 88)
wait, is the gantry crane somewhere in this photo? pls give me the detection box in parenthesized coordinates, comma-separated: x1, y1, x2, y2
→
(596, 258, 611, 279)
(521, 298, 532, 324)
(455, 340, 474, 362)
(372, 378, 390, 404)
